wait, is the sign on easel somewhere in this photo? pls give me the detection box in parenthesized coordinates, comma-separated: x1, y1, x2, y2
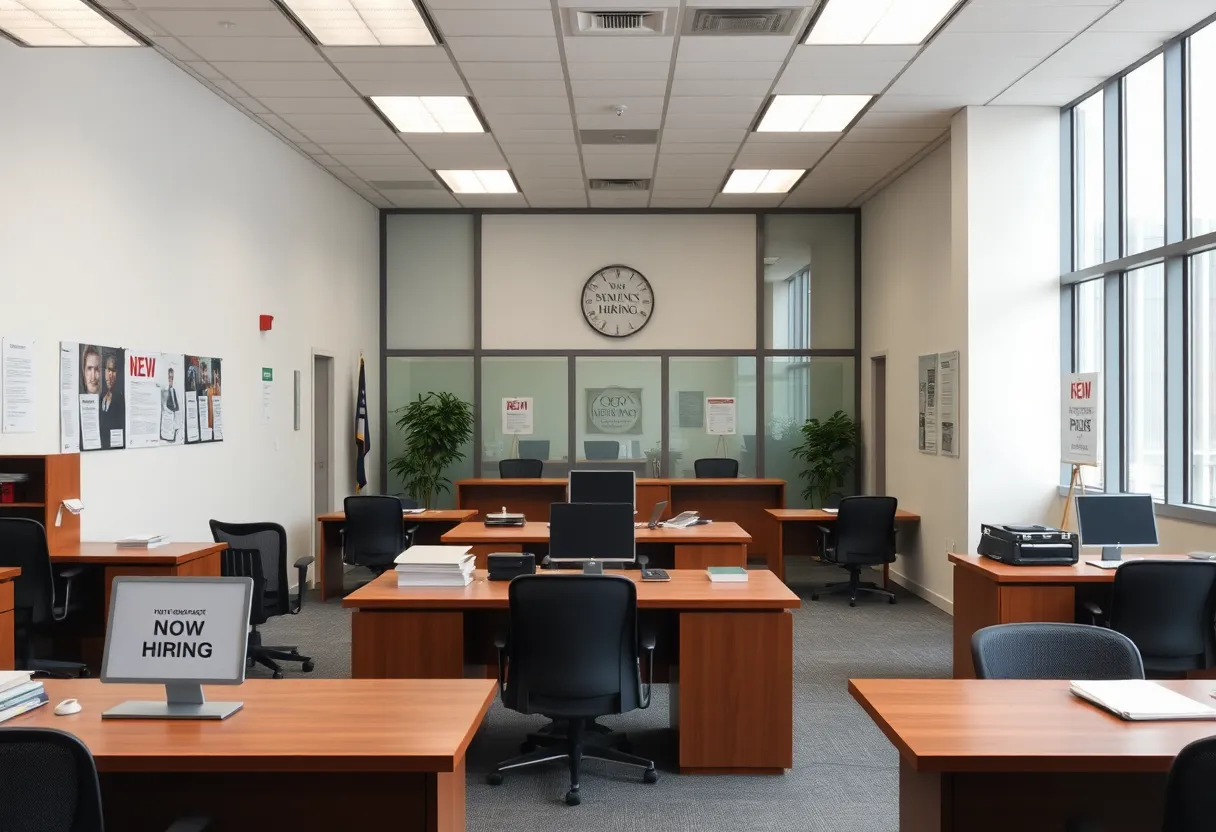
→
(502, 397, 533, 436)
(1062, 373, 1101, 466)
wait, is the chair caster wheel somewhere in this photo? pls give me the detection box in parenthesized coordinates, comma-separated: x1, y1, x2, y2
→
(247, 658, 255, 668)
(519, 741, 535, 753)
(848, 600, 856, 607)
(302, 661, 315, 672)
(565, 789, 581, 806)
(290, 648, 300, 655)
(643, 767, 658, 784)
(889, 596, 897, 605)
(810, 593, 819, 601)
(80, 669, 91, 679)
(272, 671, 284, 679)
(486, 772, 504, 786)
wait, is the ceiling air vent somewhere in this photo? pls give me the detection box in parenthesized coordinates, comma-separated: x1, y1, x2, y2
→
(568, 9, 670, 35)
(684, 7, 803, 35)
(590, 178, 652, 191)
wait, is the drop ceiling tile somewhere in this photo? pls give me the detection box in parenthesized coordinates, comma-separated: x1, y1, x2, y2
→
(582, 156, 655, 178)
(150, 36, 202, 61)
(663, 112, 754, 129)
(334, 61, 463, 83)
(128, 0, 272, 7)
(297, 142, 322, 153)
(588, 191, 649, 207)
(467, 78, 568, 97)
(670, 79, 772, 97)
(484, 113, 573, 131)
(477, 97, 573, 114)
(261, 97, 374, 114)
(186, 61, 223, 80)
(461, 62, 565, 79)
(571, 79, 668, 98)
(385, 191, 462, 208)
(301, 127, 402, 143)
(350, 78, 470, 96)
(745, 131, 839, 144)
(526, 193, 589, 207)
(576, 113, 662, 129)
(674, 60, 782, 80)
(1089, 0, 1215, 33)
(948, 3, 1108, 33)
(447, 37, 560, 61)
(431, 9, 555, 36)
(491, 128, 577, 143)
(508, 159, 584, 174)
(712, 193, 787, 208)
(650, 197, 713, 207)
(844, 126, 947, 143)
(499, 142, 581, 156)
(142, 9, 298, 36)
(677, 35, 796, 62)
(573, 96, 664, 114)
(654, 153, 734, 169)
(458, 193, 530, 207)
(319, 142, 413, 155)
(257, 115, 308, 143)
(341, 164, 430, 179)
(178, 36, 320, 62)
(406, 145, 507, 168)
(581, 146, 655, 160)
(209, 79, 248, 97)
(237, 79, 356, 98)
(650, 188, 718, 199)
(321, 46, 451, 62)
(113, 10, 165, 36)
(567, 62, 670, 80)
(515, 176, 585, 188)
(652, 176, 725, 189)
(867, 95, 966, 115)
(653, 142, 739, 154)
(734, 144, 831, 167)
(233, 96, 269, 114)
(212, 61, 340, 81)
(428, 0, 549, 7)
(661, 128, 747, 143)
(854, 109, 956, 129)
(280, 112, 385, 130)
(330, 154, 425, 168)
(563, 37, 674, 63)
(665, 96, 764, 114)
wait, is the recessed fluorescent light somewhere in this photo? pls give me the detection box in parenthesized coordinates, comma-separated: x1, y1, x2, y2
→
(758, 95, 871, 133)
(722, 170, 805, 195)
(278, 0, 434, 46)
(370, 96, 484, 133)
(806, 0, 958, 45)
(0, 0, 138, 46)
(436, 170, 518, 195)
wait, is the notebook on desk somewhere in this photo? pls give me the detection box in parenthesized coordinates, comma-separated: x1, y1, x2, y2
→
(1070, 680, 1216, 721)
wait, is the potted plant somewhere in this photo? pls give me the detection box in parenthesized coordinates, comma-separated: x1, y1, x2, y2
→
(790, 410, 858, 508)
(390, 392, 474, 508)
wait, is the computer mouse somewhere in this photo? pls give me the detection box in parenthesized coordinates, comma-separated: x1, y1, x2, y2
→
(54, 698, 82, 716)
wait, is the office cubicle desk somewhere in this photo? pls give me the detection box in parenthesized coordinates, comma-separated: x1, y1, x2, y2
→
(850, 678, 1212, 832)
(344, 568, 799, 774)
(10, 678, 494, 832)
(0, 566, 17, 670)
(948, 552, 1194, 678)
(765, 508, 921, 583)
(316, 509, 478, 600)
(455, 477, 785, 561)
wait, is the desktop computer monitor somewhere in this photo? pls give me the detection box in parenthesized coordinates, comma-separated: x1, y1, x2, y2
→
(549, 502, 635, 573)
(517, 439, 549, 460)
(1076, 493, 1159, 561)
(568, 469, 635, 508)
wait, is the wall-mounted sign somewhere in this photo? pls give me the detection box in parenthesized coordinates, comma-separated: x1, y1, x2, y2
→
(581, 265, 654, 338)
(586, 387, 642, 434)
(502, 397, 534, 435)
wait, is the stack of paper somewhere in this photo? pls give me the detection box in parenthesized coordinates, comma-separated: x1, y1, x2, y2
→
(0, 671, 48, 723)
(707, 566, 749, 583)
(394, 545, 475, 587)
(1070, 679, 1216, 721)
(116, 534, 170, 549)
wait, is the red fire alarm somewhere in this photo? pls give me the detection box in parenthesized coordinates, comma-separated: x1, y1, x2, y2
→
(259, 314, 274, 332)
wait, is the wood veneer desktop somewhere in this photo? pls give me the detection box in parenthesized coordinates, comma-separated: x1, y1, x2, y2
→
(850, 678, 1216, 832)
(440, 520, 751, 569)
(765, 508, 921, 583)
(455, 477, 786, 561)
(344, 568, 799, 774)
(316, 509, 477, 600)
(10, 678, 495, 832)
(0, 566, 18, 670)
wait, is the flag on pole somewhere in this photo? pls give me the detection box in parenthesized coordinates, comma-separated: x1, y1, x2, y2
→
(354, 356, 370, 493)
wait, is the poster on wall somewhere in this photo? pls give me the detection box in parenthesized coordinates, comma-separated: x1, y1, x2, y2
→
(2, 338, 36, 434)
(1062, 372, 1101, 466)
(186, 356, 223, 443)
(937, 351, 960, 458)
(159, 353, 185, 444)
(706, 397, 737, 436)
(502, 397, 534, 435)
(678, 391, 703, 428)
(586, 387, 643, 435)
(124, 350, 164, 449)
(918, 353, 938, 455)
(59, 344, 80, 453)
(61, 342, 126, 451)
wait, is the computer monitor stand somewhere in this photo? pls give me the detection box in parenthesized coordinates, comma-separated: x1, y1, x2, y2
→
(582, 560, 604, 575)
(101, 683, 243, 721)
(1102, 545, 1123, 562)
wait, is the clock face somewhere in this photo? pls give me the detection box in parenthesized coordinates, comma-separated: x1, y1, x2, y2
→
(581, 265, 654, 339)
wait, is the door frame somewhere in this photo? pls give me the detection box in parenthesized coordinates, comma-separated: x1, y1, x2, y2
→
(311, 349, 336, 587)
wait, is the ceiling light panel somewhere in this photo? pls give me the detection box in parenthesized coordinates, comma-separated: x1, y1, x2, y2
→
(806, 0, 958, 46)
(370, 96, 483, 132)
(722, 169, 805, 194)
(278, 0, 434, 46)
(436, 170, 517, 194)
(0, 0, 138, 46)
(757, 95, 872, 132)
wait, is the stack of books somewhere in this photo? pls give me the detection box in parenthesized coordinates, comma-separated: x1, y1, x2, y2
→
(117, 534, 170, 549)
(0, 672, 48, 723)
(394, 545, 475, 587)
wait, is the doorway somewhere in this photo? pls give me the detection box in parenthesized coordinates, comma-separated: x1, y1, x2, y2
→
(313, 354, 335, 524)
(871, 355, 887, 495)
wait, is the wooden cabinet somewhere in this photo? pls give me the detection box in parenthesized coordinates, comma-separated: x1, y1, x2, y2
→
(0, 453, 81, 551)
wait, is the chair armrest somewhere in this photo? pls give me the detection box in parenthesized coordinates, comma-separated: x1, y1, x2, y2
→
(637, 631, 656, 709)
(56, 566, 85, 580)
(1080, 600, 1105, 625)
(815, 526, 838, 562)
(53, 567, 85, 621)
(290, 556, 315, 614)
(164, 817, 211, 832)
(493, 635, 508, 698)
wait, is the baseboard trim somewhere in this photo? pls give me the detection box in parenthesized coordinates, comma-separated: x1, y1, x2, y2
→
(889, 570, 953, 615)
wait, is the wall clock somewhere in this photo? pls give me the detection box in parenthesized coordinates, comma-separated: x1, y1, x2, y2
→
(581, 265, 654, 338)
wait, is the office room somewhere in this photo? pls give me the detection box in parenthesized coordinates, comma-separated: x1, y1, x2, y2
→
(3, 0, 1216, 829)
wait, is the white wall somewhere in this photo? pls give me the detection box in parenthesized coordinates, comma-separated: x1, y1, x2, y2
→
(481, 214, 756, 350)
(0, 42, 379, 575)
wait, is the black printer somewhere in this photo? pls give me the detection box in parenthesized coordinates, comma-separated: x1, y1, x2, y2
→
(978, 524, 1078, 566)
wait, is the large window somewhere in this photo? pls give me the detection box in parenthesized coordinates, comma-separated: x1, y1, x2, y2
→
(1074, 92, 1105, 268)
(1124, 55, 1165, 257)
(1191, 23, 1216, 236)
(1192, 251, 1216, 507)
(1125, 265, 1165, 499)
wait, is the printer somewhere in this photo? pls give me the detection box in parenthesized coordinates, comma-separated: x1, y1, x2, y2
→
(978, 524, 1079, 566)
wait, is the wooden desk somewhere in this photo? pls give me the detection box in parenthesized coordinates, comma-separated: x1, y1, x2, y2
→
(765, 508, 921, 583)
(456, 477, 785, 560)
(344, 568, 799, 774)
(850, 677, 1216, 832)
(948, 552, 1194, 678)
(316, 509, 477, 601)
(9, 678, 494, 832)
(440, 520, 752, 569)
(0, 566, 18, 670)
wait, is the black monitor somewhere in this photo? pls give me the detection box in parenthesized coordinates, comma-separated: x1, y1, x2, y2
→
(1076, 493, 1159, 561)
(568, 469, 635, 508)
(549, 502, 635, 573)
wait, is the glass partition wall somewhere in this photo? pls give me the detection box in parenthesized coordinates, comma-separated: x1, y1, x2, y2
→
(383, 212, 859, 507)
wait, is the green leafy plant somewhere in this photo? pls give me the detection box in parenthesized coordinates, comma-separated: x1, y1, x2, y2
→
(390, 392, 473, 508)
(790, 410, 858, 507)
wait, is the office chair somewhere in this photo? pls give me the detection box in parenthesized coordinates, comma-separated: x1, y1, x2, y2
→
(811, 496, 898, 607)
(1082, 560, 1216, 675)
(972, 623, 1145, 680)
(209, 520, 314, 679)
(0, 728, 210, 832)
(0, 518, 88, 678)
(518, 439, 550, 460)
(693, 457, 739, 478)
(342, 495, 414, 578)
(487, 574, 658, 806)
(499, 458, 544, 478)
(584, 440, 620, 460)
(1164, 736, 1216, 831)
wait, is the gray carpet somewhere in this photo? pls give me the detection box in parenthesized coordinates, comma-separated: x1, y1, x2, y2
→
(257, 560, 952, 831)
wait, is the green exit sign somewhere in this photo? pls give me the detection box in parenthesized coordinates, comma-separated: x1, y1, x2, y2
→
(262, 368, 273, 382)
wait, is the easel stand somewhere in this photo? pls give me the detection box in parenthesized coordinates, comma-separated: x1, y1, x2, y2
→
(508, 435, 518, 459)
(714, 435, 727, 456)
(1059, 463, 1089, 530)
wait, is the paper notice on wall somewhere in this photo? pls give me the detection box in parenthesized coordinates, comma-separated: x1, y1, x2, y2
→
(79, 395, 101, 451)
(502, 397, 533, 435)
(198, 392, 213, 442)
(1063, 372, 1101, 466)
(184, 392, 200, 443)
(261, 368, 274, 425)
(124, 350, 162, 449)
(2, 338, 36, 433)
(212, 397, 223, 440)
(59, 344, 80, 452)
(918, 353, 938, 455)
(159, 354, 184, 444)
(706, 397, 737, 436)
(937, 351, 960, 458)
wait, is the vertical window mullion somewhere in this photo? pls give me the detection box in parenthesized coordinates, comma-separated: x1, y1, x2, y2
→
(1165, 39, 1186, 505)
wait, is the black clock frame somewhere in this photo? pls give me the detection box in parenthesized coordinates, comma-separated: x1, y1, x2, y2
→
(580, 264, 654, 339)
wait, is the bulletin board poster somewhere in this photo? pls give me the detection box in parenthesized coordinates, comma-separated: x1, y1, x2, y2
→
(918, 353, 938, 455)
(186, 356, 223, 443)
(502, 397, 534, 435)
(60, 342, 127, 452)
(159, 353, 186, 445)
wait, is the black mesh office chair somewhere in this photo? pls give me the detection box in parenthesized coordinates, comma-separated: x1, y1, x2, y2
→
(342, 495, 412, 577)
(811, 496, 898, 606)
(583, 441, 620, 460)
(209, 520, 314, 679)
(487, 574, 658, 806)
(972, 623, 1145, 680)
(0, 728, 209, 832)
(1083, 560, 1216, 675)
(693, 458, 739, 478)
(500, 458, 544, 478)
(1164, 736, 1216, 831)
(0, 518, 87, 677)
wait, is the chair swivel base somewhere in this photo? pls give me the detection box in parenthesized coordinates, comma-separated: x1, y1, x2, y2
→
(522, 718, 634, 754)
(247, 630, 314, 679)
(811, 574, 896, 607)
